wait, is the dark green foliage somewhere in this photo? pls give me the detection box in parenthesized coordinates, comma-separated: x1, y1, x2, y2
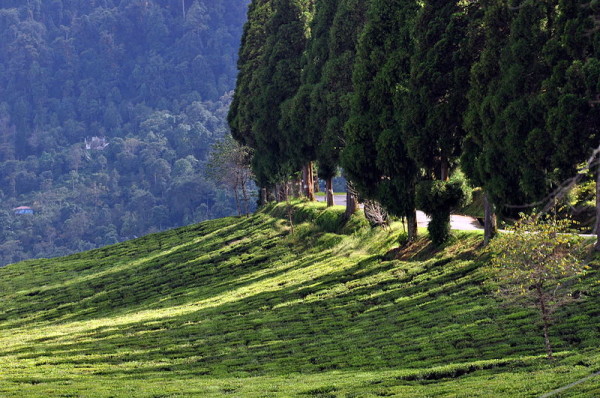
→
(497, 1, 555, 201)
(461, 0, 509, 214)
(541, 0, 600, 181)
(462, 1, 545, 214)
(229, 0, 272, 149)
(280, 0, 337, 175)
(399, 0, 481, 243)
(315, 0, 368, 181)
(342, 0, 419, 219)
(257, 0, 312, 178)
(0, 0, 250, 266)
(416, 175, 471, 245)
(463, 0, 599, 219)
(404, 0, 477, 179)
(230, 0, 312, 186)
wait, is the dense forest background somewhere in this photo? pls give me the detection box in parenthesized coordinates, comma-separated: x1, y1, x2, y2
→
(0, 0, 250, 266)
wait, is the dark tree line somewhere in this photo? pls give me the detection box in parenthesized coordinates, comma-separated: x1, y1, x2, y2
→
(230, 0, 600, 245)
(0, 0, 252, 266)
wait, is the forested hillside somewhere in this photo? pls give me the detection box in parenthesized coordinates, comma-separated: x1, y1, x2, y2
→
(0, 0, 249, 266)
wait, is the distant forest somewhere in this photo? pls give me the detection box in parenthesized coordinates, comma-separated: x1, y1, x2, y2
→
(0, 0, 249, 266)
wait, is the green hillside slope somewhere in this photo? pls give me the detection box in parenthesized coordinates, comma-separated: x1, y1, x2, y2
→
(0, 202, 599, 397)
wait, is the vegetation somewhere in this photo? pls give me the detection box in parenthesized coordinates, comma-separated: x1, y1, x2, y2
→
(342, 0, 420, 239)
(0, 0, 250, 266)
(231, 0, 600, 246)
(488, 214, 589, 360)
(416, 173, 472, 245)
(206, 135, 254, 216)
(0, 202, 599, 397)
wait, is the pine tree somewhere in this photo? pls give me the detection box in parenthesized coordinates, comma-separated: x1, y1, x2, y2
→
(229, 0, 312, 194)
(318, 0, 368, 211)
(541, 0, 600, 248)
(498, 1, 554, 203)
(462, 0, 510, 243)
(403, 0, 478, 244)
(342, 0, 419, 239)
(228, 0, 273, 190)
(463, 1, 551, 217)
(279, 0, 332, 201)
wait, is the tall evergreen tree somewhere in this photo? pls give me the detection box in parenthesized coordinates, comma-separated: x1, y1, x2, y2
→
(318, 0, 367, 211)
(229, 0, 272, 149)
(230, 0, 312, 194)
(463, 1, 552, 219)
(405, 0, 473, 180)
(254, 0, 312, 190)
(499, 1, 555, 203)
(540, 0, 600, 248)
(462, 0, 510, 244)
(228, 0, 273, 192)
(342, 0, 419, 240)
(403, 0, 478, 244)
(279, 0, 332, 201)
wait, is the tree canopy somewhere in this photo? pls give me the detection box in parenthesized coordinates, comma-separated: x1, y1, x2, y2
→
(232, 0, 600, 245)
(0, 0, 250, 266)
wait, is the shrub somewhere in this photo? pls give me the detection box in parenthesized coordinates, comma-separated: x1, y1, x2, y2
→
(416, 172, 472, 245)
(487, 214, 589, 359)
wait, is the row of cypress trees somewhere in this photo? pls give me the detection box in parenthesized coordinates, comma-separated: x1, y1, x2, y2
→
(229, 0, 600, 245)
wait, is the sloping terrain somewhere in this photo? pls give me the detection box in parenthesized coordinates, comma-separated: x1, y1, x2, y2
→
(0, 202, 599, 397)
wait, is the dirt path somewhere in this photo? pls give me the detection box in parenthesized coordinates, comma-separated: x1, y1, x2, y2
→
(316, 194, 482, 231)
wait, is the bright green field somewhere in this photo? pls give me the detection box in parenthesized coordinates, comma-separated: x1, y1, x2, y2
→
(0, 201, 599, 397)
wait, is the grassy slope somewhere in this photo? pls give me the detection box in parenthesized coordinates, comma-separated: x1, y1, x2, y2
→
(0, 201, 599, 397)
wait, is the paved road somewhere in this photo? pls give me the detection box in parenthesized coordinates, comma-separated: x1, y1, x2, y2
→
(316, 194, 482, 231)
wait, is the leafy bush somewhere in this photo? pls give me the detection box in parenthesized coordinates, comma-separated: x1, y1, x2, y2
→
(487, 213, 589, 359)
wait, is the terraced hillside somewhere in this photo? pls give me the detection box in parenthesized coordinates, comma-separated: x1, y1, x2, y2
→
(0, 202, 599, 397)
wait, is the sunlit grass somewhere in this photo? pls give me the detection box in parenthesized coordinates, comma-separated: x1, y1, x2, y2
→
(0, 201, 599, 397)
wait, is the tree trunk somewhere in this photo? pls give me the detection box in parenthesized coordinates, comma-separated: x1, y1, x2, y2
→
(595, 163, 600, 251)
(301, 167, 308, 198)
(274, 183, 281, 202)
(407, 208, 418, 242)
(483, 192, 497, 246)
(326, 177, 334, 207)
(304, 162, 316, 201)
(537, 286, 554, 360)
(345, 182, 358, 217)
(233, 186, 241, 216)
(260, 187, 267, 206)
(241, 179, 250, 215)
(275, 183, 288, 202)
(294, 176, 302, 197)
(440, 157, 449, 181)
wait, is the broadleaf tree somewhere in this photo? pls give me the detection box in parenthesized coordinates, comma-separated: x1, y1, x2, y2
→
(488, 214, 588, 359)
